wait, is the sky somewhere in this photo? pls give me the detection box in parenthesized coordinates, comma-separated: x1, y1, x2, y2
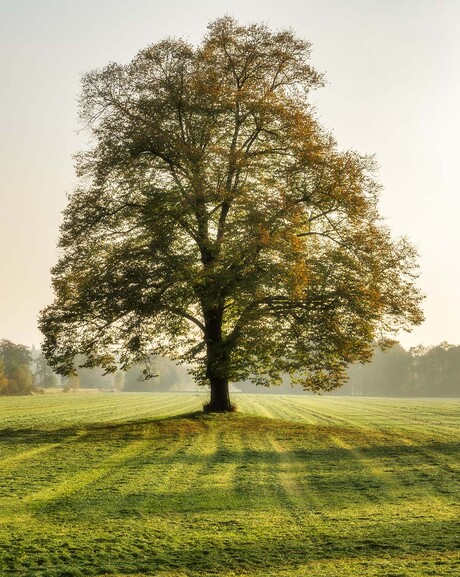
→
(1, 0, 459, 350)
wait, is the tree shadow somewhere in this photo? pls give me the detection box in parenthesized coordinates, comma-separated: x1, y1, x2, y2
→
(1, 412, 459, 575)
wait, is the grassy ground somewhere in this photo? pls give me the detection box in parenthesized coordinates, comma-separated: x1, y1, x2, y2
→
(0, 392, 458, 576)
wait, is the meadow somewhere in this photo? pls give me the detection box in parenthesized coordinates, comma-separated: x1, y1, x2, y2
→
(0, 392, 458, 576)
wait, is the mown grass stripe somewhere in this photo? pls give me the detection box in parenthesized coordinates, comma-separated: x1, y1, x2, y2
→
(24, 438, 152, 507)
(0, 394, 458, 577)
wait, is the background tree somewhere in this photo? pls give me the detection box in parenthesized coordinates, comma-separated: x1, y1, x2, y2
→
(345, 343, 412, 396)
(436, 344, 460, 396)
(33, 351, 58, 389)
(62, 374, 80, 393)
(122, 356, 194, 392)
(113, 370, 125, 391)
(0, 339, 34, 395)
(39, 17, 424, 411)
(122, 365, 161, 393)
(410, 343, 460, 397)
(0, 358, 8, 394)
(75, 358, 113, 389)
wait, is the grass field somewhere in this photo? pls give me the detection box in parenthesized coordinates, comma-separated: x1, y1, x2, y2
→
(0, 392, 459, 576)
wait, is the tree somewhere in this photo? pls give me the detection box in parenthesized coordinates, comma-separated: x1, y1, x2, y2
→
(123, 364, 159, 392)
(113, 370, 125, 390)
(62, 374, 80, 393)
(75, 356, 113, 389)
(122, 356, 194, 391)
(0, 358, 8, 394)
(410, 343, 460, 397)
(346, 343, 412, 396)
(0, 340, 34, 395)
(437, 344, 460, 396)
(33, 351, 58, 389)
(39, 17, 424, 412)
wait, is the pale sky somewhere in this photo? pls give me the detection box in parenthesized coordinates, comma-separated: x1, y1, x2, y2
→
(1, 0, 459, 349)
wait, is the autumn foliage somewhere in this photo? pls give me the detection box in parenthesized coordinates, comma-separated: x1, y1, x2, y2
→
(39, 17, 423, 411)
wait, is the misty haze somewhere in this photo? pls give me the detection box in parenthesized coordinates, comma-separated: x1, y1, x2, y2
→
(0, 2, 459, 577)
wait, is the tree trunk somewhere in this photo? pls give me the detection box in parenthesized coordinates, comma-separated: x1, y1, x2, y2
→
(207, 374, 232, 412)
(204, 305, 233, 412)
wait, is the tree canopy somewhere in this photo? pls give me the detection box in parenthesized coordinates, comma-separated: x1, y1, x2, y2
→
(0, 339, 34, 395)
(39, 17, 424, 411)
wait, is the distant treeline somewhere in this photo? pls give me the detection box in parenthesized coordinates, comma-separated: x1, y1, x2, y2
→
(0, 339, 459, 397)
(239, 343, 460, 397)
(0, 341, 195, 395)
(344, 343, 460, 397)
(73, 355, 195, 393)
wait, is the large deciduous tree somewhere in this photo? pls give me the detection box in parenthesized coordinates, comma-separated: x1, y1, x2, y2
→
(39, 17, 423, 412)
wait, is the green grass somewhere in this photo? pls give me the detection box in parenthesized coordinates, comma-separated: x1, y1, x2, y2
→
(0, 392, 459, 576)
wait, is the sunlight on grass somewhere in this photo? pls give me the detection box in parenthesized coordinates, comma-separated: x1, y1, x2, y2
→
(0, 393, 458, 576)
